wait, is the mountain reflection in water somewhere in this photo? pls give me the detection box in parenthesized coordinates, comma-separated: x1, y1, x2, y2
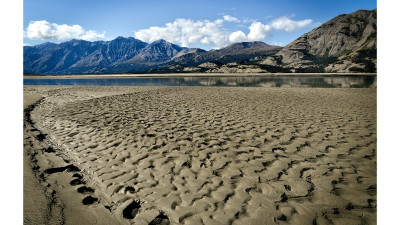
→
(24, 75, 376, 88)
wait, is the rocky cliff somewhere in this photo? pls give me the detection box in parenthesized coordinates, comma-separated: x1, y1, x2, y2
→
(261, 9, 377, 73)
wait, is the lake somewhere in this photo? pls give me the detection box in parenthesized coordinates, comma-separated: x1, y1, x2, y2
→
(23, 75, 376, 88)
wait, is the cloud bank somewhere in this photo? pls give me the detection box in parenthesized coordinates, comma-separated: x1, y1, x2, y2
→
(134, 15, 314, 49)
(134, 18, 230, 48)
(270, 16, 313, 32)
(228, 17, 312, 43)
(223, 15, 240, 23)
(25, 15, 315, 49)
(25, 20, 105, 41)
(229, 22, 271, 43)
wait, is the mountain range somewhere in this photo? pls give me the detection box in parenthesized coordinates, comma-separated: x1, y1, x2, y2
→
(24, 9, 376, 75)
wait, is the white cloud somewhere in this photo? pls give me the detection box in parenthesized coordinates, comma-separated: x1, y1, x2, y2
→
(25, 20, 105, 41)
(214, 19, 224, 25)
(229, 31, 248, 43)
(270, 16, 313, 32)
(229, 21, 271, 43)
(223, 15, 240, 23)
(23, 43, 32, 46)
(248, 22, 272, 40)
(134, 18, 230, 48)
(134, 15, 316, 49)
(242, 18, 256, 23)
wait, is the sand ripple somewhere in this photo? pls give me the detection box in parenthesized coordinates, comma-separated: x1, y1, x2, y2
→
(28, 86, 376, 224)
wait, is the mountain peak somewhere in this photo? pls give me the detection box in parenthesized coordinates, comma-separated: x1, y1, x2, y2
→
(69, 39, 85, 43)
(36, 42, 58, 48)
(152, 39, 168, 44)
(216, 41, 279, 54)
(225, 41, 268, 49)
(62, 39, 89, 47)
(113, 36, 136, 42)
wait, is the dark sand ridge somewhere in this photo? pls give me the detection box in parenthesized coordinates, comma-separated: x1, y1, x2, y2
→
(23, 93, 50, 224)
(23, 88, 129, 224)
(24, 86, 376, 225)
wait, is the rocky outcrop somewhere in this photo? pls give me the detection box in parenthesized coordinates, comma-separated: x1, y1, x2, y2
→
(261, 9, 377, 73)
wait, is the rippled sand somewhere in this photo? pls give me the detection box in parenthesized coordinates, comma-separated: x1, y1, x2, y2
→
(24, 86, 376, 225)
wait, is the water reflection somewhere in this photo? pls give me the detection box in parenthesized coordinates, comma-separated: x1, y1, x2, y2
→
(323, 76, 376, 88)
(23, 75, 376, 88)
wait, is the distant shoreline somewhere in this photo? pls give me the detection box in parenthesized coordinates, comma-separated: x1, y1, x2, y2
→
(24, 73, 377, 79)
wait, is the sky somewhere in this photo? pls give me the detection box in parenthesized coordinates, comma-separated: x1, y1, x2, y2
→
(23, 0, 376, 50)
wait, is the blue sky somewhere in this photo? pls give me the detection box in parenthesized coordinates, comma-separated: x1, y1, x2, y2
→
(23, 0, 376, 49)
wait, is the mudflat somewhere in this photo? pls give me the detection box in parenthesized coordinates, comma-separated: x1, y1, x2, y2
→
(23, 86, 376, 225)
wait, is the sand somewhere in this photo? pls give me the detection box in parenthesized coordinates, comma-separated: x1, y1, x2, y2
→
(23, 85, 376, 225)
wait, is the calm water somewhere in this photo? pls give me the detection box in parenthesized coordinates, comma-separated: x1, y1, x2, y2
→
(23, 75, 376, 88)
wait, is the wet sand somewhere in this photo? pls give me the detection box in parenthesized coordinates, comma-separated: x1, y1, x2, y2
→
(24, 86, 376, 224)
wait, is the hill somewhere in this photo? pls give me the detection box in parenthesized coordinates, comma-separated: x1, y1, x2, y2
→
(260, 9, 377, 73)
